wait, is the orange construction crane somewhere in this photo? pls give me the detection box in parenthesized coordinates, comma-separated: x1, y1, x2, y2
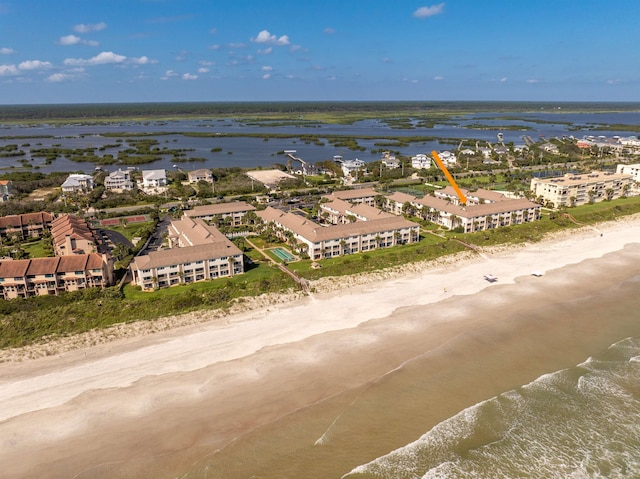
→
(431, 150, 467, 206)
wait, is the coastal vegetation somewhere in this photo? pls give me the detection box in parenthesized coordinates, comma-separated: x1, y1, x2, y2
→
(2, 196, 640, 350)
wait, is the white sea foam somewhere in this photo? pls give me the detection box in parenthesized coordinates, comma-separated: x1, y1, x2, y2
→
(346, 338, 640, 479)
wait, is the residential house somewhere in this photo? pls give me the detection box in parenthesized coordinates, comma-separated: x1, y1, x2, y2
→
(187, 169, 214, 184)
(0, 180, 12, 201)
(104, 169, 135, 191)
(141, 169, 168, 191)
(61, 174, 94, 195)
(411, 154, 432, 170)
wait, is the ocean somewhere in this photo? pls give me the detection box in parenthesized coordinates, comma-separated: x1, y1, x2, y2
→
(347, 336, 640, 478)
(169, 247, 640, 479)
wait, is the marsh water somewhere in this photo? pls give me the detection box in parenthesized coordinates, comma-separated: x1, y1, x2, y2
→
(2, 109, 640, 174)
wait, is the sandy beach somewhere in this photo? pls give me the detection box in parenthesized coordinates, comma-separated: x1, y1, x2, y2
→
(1, 217, 640, 478)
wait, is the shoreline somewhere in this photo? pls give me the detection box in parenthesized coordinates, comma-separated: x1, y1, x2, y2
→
(1, 216, 640, 478)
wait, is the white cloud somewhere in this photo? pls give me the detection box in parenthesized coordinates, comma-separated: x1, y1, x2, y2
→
(73, 22, 106, 33)
(130, 56, 156, 65)
(323, 27, 336, 35)
(209, 44, 220, 50)
(182, 73, 198, 80)
(228, 42, 247, 49)
(500, 77, 508, 82)
(0, 47, 15, 55)
(433, 76, 444, 80)
(58, 34, 82, 46)
(0, 64, 18, 76)
(413, 3, 445, 19)
(199, 60, 214, 66)
(262, 65, 273, 71)
(46, 73, 72, 82)
(258, 47, 272, 55)
(526, 79, 540, 84)
(252, 30, 290, 46)
(209, 28, 217, 34)
(262, 73, 271, 80)
(58, 34, 99, 46)
(18, 60, 52, 70)
(161, 70, 178, 80)
(63, 51, 154, 67)
(198, 67, 209, 73)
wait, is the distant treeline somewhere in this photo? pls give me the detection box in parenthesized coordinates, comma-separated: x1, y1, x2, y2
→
(2, 101, 640, 121)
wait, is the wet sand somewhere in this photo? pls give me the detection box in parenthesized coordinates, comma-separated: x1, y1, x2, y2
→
(1, 219, 640, 478)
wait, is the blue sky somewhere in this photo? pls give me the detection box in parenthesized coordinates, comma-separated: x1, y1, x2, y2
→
(1, 0, 639, 104)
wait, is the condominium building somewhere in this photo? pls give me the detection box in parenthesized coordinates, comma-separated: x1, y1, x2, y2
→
(130, 216, 243, 291)
(257, 206, 419, 261)
(183, 201, 256, 226)
(530, 171, 633, 207)
(385, 189, 540, 233)
(0, 254, 113, 299)
(61, 174, 94, 195)
(0, 211, 54, 240)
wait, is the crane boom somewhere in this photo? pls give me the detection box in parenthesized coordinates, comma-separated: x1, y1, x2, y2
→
(432, 150, 467, 206)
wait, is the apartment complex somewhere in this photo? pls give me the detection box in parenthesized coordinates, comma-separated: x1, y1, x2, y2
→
(183, 201, 256, 226)
(530, 170, 633, 207)
(257, 205, 419, 261)
(51, 214, 104, 256)
(0, 211, 54, 240)
(385, 188, 540, 233)
(130, 216, 244, 291)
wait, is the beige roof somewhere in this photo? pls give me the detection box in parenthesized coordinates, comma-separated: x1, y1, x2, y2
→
(388, 191, 538, 219)
(328, 187, 379, 201)
(257, 206, 417, 244)
(437, 186, 507, 203)
(169, 217, 230, 246)
(131, 243, 242, 270)
(322, 198, 393, 221)
(184, 201, 256, 218)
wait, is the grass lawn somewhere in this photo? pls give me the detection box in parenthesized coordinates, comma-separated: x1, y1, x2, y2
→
(23, 240, 52, 258)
